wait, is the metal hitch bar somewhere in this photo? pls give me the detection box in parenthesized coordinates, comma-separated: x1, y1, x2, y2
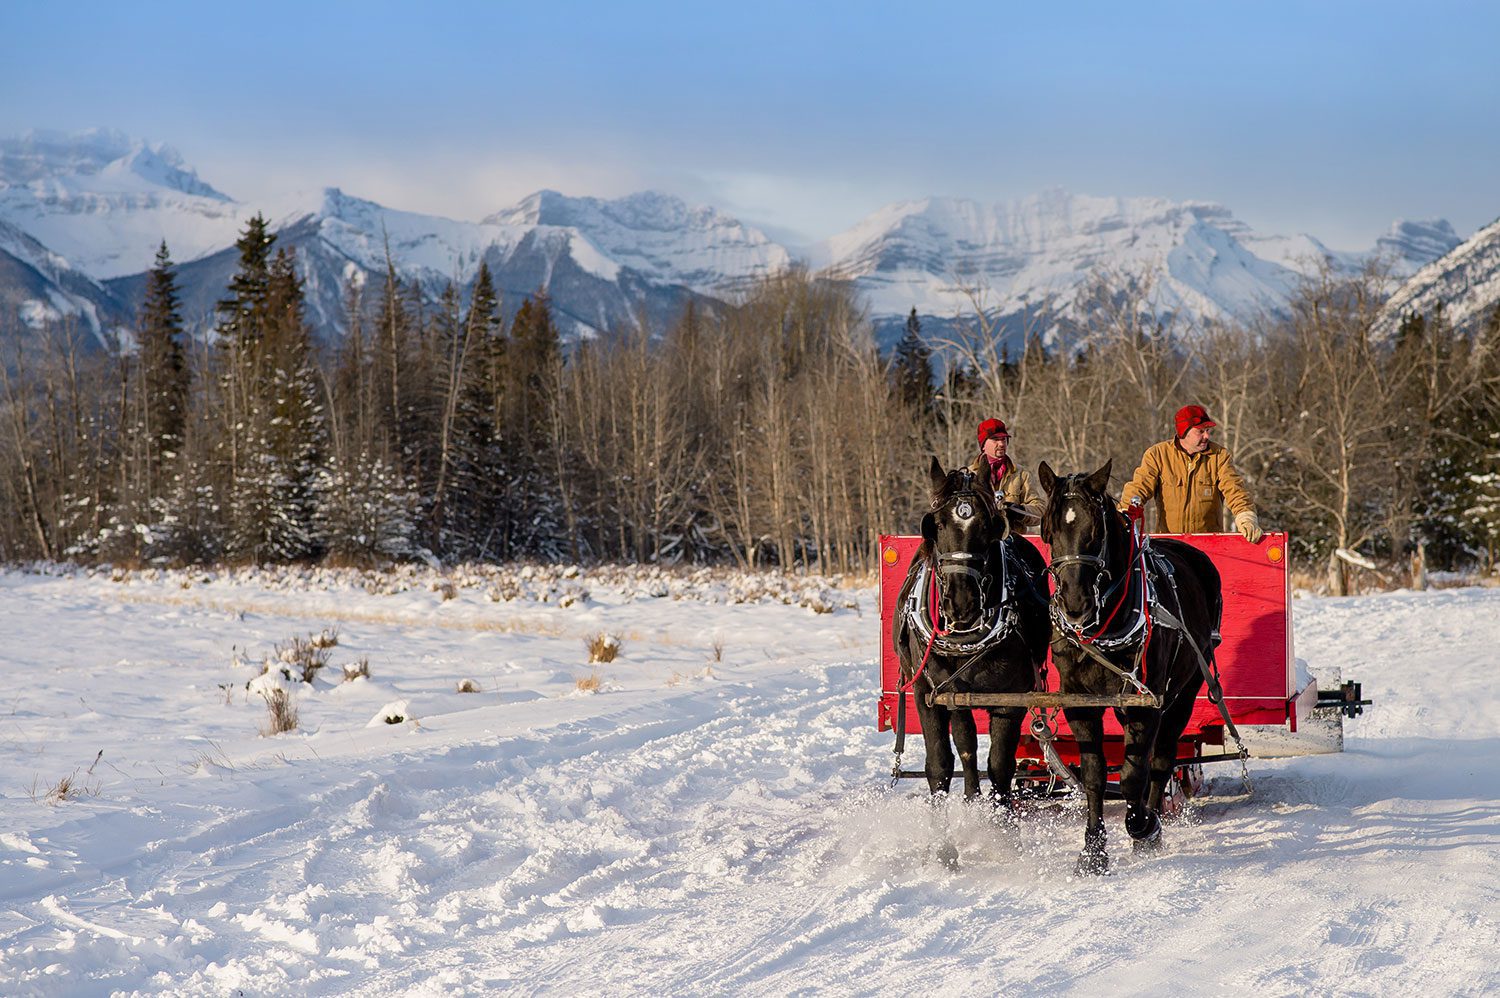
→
(1315, 680, 1371, 718)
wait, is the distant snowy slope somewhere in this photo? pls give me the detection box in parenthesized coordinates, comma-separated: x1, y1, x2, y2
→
(0, 218, 126, 344)
(0, 129, 251, 279)
(485, 189, 792, 296)
(1378, 215, 1500, 336)
(816, 191, 1459, 349)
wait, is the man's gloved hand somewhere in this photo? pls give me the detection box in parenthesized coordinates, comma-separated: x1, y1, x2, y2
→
(1235, 510, 1264, 544)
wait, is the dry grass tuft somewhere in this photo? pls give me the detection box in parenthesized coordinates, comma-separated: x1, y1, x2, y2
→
(272, 632, 335, 683)
(436, 579, 458, 601)
(33, 766, 101, 805)
(667, 665, 716, 687)
(260, 688, 299, 735)
(342, 657, 370, 682)
(710, 633, 725, 662)
(575, 671, 602, 693)
(456, 678, 481, 693)
(585, 631, 622, 663)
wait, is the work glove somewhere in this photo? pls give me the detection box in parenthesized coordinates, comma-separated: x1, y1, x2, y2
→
(1235, 510, 1264, 544)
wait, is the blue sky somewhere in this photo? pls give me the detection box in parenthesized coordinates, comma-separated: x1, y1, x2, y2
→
(4, 1, 1498, 248)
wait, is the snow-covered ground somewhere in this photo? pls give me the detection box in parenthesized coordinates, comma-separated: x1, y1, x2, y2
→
(0, 565, 1496, 996)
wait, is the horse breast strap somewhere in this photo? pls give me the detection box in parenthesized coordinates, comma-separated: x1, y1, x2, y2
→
(905, 555, 1015, 654)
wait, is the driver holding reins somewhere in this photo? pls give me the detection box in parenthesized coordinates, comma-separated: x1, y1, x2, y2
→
(967, 418, 1044, 533)
(1119, 404, 1263, 542)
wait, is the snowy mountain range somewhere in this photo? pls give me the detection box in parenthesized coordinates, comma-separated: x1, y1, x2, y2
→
(0, 128, 1485, 352)
(1375, 216, 1500, 338)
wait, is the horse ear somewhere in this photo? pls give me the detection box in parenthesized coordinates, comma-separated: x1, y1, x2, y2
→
(921, 512, 937, 544)
(1038, 461, 1056, 495)
(928, 455, 945, 492)
(1086, 459, 1113, 495)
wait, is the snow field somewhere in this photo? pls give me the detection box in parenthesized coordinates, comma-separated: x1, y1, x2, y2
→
(0, 568, 1497, 995)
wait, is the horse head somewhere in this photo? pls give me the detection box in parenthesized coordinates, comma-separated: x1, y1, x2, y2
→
(1038, 459, 1121, 629)
(922, 456, 1008, 632)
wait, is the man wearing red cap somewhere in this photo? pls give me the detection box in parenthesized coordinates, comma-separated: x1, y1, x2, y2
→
(1120, 404, 1263, 542)
(967, 417, 1044, 531)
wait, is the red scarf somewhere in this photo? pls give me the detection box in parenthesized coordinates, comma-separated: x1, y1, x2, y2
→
(986, 454, 1013, 488)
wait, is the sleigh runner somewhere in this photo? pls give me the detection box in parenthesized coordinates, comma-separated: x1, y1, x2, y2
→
(878, 530, 1366, 795)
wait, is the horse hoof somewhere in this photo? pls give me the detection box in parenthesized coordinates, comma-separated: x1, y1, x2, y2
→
(1132, 828, 1163, 856)
(937, 841, 960, 870)
(988, 795, 1020, 828)
(1126, 809, 1162, 844)
(1074, 849, 1109, 876)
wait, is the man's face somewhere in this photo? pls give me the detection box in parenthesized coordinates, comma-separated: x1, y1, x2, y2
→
(1181, 425, 1212, 454)
(983, 434, 1009, 461)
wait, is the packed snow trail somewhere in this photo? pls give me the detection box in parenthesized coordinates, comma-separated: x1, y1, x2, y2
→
(0, 569, 1497, 995)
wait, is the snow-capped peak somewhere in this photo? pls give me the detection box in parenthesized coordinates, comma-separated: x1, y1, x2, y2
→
(1374, 218, 1462, 271)
(483, 189, 789, 293)
(0, 128, 230, 200)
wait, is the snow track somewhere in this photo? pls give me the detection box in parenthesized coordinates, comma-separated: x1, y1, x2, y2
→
(1, 571, 1498, 995)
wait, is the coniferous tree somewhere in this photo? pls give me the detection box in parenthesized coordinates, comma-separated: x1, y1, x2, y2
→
(892, 307, 934, 413)
(436, 264, 503, 556)
(499, 291, 564, 557)
(209, 221, 326, 562)
(138, 241, 188, 491)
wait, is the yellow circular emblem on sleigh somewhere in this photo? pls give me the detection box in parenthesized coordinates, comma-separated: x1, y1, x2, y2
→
(883, 546, 899, 564)
(1266, 546, 1283, 563)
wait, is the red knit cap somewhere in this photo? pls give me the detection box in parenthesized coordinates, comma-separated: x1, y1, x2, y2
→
(1174, 404, 1216, 438)
(977, 418, 1009, 444)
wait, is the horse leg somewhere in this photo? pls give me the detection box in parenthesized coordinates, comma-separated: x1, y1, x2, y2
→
(1120, 706, 1164, 853)
(986, 706, 1026, 825)
(1064, 707, 1109, 875)
(1146, 685, 1201, 817)
(913, 684, 955, 798)
(951, 708, 982, 800)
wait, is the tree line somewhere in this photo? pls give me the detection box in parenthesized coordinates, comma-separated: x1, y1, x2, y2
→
(1, 215, 1496, 590)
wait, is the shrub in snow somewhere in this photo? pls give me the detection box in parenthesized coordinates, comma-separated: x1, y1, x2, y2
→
(341, 657, 370, 682)
(586, 632, 621, 663)
(456, 678, 481, 693)
(269, 632, 335, 684)
(259, 688, 298, 736)
(575, 672, 602, 693)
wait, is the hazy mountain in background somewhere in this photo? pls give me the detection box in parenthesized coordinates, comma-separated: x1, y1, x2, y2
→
(1378, 216, 1500, 337)
(0, 129, 1471, 354)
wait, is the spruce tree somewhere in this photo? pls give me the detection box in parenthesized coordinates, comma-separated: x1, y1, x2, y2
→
(892, 307, 934, 413)
(138, 241, 188, 487)
(435, 264, 503, 557)
(499, 291, 564, 558)
(210, 225, 327, 562)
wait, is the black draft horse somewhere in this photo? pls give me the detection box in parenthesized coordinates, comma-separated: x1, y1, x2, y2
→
(1038, 460, 1223, 875)
(893, 459, 1051, 822)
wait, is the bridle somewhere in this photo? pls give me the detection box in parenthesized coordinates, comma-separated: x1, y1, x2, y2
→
(930, 470, 1006, 637)
(903, 469, 1015, 656)
(1044, 479, 1122, 636)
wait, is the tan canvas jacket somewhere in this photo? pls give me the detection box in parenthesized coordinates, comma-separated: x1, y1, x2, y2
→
(968, 453, 1045, 528)
(1119, 439, 1255, 533)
